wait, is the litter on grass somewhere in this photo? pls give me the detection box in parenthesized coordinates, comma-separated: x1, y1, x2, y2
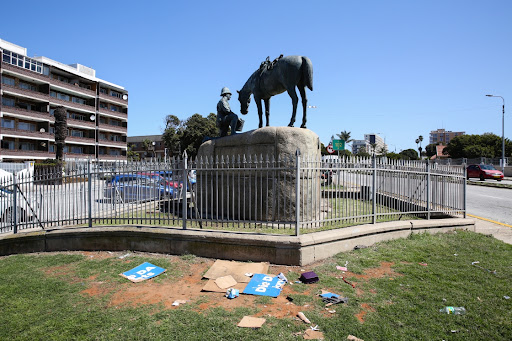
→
(299, 271, 319, 284)
(303, 328, 324, 340)
(172, 300, 187, 306)
(215, 275, 237, 289)
(243, 274, 286, 297)
(119, 262, 166, 283)
(203, 260, 269, 283)
(118, 253, 131, 259)
(237, 316, 266, 328)
(297, 311, 311, 324)
(347, 335, 364, 341)
(342, 277, 356, 288)
(225, 288, 239, 299)
(471, 261, 497, 275)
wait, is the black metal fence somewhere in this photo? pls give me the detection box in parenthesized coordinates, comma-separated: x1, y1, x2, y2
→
(0, 154, 466, 236)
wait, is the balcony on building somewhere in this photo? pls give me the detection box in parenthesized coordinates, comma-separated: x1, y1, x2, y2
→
(1, 95, 52, 122)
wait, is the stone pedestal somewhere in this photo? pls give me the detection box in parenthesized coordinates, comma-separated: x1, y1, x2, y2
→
(196, 127, 321, 222)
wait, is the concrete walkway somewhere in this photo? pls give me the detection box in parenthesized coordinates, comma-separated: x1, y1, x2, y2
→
(473, 217, 512, 245)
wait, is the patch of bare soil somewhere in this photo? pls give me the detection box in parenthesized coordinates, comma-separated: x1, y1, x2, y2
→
(43, 252, 402, 324)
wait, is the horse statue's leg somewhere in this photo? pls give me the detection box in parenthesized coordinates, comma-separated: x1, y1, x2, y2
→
(286, 87, 299, 127)
(298, 86, 307, 129)
(264, 98, 270, 126)
(256, 98, 264, 128)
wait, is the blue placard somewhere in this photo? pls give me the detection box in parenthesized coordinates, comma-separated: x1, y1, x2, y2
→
(120, 262, 166, 282)
(242, 274, 286, 297)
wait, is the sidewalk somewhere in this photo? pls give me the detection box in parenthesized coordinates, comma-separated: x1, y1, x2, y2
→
(472, 217, 512, 245)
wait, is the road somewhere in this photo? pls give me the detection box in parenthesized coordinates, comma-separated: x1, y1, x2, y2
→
(466, 184, 512, 226)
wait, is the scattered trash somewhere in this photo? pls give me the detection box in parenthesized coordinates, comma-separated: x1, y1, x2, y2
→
(504, 296, 510, 300)
(295, 280, 303, 284)
(225, 288, 239, 299)
(342, 276, 356, 288)
(471, 261, 497, 275)
(203, 260, 269, 283)
(215, 275, 237, 289)
(286, 296, 294, 302)
(310, 325, 319, 331)
(303, 328, 324, 339)
(201, 279, 245, 293)
(277, 272, 289, 283)
(347, 335, 364, 341)
(119, 262, 166, 282)
(477, 297, 482, 301)
(418, 263, 428, 266)
(172, 300, 187, 306)
(118, 253, 131, 259)
(442, 298, 447, 302)
(454, 254, 458, 256)
(451, 330, 459, 333)
(439, 306, 466, 315)
(354, 245, 368, 250)
(328, 309, 336, 313)
(323, 296, 349, 306)
(299, 271, 319, 284)
(245, 272, 253, 277)
(243, 274, 286, 297)
(237, 316, 266, 328)
(297, 312, 311, 324)
(336, 266, 348, 272)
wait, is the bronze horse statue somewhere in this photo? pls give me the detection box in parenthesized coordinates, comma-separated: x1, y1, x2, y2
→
(237, 55, 313, 128)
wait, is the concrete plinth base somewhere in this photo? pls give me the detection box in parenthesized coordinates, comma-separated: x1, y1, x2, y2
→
(196, 127, 321, 222)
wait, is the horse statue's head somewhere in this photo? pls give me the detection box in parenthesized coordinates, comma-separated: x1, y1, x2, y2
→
(237, 89, 250, 115)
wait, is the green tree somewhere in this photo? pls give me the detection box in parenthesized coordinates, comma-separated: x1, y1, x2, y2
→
(180, 113, 218, 157)
(425, 143, 438, 158)
(443, 133, 512, 158)
(142, 139, 154, 159)
(400, 148, 419, 160)
(127, 143, 140, 161)
(162, 114, 184, 157)
(356, 147, 371, 157)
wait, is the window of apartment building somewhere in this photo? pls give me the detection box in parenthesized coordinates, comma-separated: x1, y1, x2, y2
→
(49, 144, 55, 152)
(99, 133, 107, 140)
(110, 150, 121, 156)
(19, 142, 35, 151)
(2, 97, 15, 107)
(71, 146, 83, 154)
(79, 83, 91, 90)
(17, 102, 35, 111)
(72, 97, 86, 105)
(110, 120, 121, 126)
(110, 105, 120, 112)
(2, 50, 43, 73)
(99, 117, 108, 124)
(111, 90, 122, 99)
(1, 118, 15, 129)
(99, 102, 108, 109)
(49, 127, 55, 134)
(55, 75, 69, 83)
(100, 88, 108, 95)
(110, 135, 122, 142)
(70, 130, 84, 138)
(70, 113, 85, 121)
(50, 91, 57, 98)
(2, 76, 15, 86)
(57, 93, 70, 101)
(2, 140, 15, 150)
(19, 81, 37, 91)
(18, 122, 36, 131)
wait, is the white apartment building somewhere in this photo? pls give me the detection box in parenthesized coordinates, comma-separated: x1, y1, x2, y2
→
(0, 38, 128, 161)
(352, 133, 387, 155)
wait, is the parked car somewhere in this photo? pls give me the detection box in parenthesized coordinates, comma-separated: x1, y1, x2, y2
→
(103, 174, 181, 202)
(466, 164, 504, 181)
(321, 170, 333, 185)
(0, 186, 39, 224)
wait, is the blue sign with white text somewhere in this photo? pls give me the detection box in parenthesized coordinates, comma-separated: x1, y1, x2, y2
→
(120, 262, 166, 282)
(242, 274, 286, 297)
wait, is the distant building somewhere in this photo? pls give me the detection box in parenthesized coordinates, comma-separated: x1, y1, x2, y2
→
(127, 135, 167, 160)
(352, 133, 387, 155)
(0, 38, 128, 162)
(429, 129, 464, 145)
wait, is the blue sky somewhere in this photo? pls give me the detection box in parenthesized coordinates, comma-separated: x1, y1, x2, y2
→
(1, 0, 510, 152)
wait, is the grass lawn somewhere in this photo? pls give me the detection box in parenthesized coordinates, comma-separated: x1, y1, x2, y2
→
(0, 230, 510, 340)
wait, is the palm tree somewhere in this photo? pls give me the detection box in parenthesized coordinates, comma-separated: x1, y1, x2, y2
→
(336, 130, 352, 151)
(415, 135, 424, 159)
(54, 106, 68, 161)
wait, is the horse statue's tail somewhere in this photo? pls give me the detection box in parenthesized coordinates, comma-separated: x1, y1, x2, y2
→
(302, 56, 313, 91)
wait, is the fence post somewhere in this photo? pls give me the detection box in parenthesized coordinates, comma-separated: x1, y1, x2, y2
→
(295, 149, 301, 236)
(182, 151, 188, 230)
(463, 164, 467, 218)
(426, 161, 431, 220)
(88, 160, 92, 227)
(372, 156, 376, 224)
(13, 174, 18, 234)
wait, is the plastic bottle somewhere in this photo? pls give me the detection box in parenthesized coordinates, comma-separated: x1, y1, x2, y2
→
(439, 306, 466, 315)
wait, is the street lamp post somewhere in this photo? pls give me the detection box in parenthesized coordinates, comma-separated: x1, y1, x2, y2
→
(486, 95, 506, 172)
(90, 115, 97, 161)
